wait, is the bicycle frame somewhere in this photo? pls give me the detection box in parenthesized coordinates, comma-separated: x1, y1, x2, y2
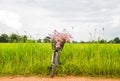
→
(50, 41, 64, 78)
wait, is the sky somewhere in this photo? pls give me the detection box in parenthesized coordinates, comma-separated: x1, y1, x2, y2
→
(0, 0, 120, 41)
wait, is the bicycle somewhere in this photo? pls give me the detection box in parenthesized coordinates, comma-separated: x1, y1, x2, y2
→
(49, 30, 72, 78)
(50, 41, 64, 78)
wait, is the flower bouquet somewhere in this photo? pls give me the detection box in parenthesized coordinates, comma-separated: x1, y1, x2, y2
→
(49, 29, 72, 51)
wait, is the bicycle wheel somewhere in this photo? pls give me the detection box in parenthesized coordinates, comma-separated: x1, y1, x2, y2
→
(50, 51, 58, 78)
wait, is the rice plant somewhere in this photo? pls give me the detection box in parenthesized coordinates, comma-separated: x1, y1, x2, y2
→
(0, 43, 120, 77)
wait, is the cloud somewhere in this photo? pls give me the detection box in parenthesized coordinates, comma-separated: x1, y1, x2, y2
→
(0, 0, 120, 41)
(0, 9, 22, 29)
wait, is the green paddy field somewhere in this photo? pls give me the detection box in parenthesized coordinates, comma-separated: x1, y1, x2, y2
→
(0, 43, 120, 77)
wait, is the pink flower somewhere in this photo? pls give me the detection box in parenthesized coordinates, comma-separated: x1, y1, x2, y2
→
(49, 29, 72, 43)
(49, 29, 72, 50)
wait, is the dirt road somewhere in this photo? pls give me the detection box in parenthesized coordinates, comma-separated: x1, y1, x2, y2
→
(0, 76, 120, 81)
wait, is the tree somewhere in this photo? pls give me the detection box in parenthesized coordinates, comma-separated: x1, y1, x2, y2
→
(20, 35, 27, 43)
(43, 36, 50, 43)
(9, 33, 19, 43)
(37, 38, 42, 43)
(113, 37, 120, 43)
(99, 39, 106, 43)
(72, 40, 78, 43)
(0, 34, 9, 43)
(108, 40, 114, 43)
(80, 41, 85, 43)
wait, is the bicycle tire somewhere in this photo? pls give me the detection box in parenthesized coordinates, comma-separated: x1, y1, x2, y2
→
(50, 51, 58, 78)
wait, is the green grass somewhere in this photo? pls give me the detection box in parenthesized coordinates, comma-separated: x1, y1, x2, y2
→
(0, 43, 120, 78)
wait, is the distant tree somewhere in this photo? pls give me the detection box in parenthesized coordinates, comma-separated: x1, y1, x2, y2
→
(43, 36, 50, 43)
(113, 37, 120, 43)
(37, 38, 42, 43)
(0, 34, 9, 43)
(80, 41, 85, 43)
(108, 40, 114, 43)
(9, 33, 19, 43)
(99, 39, 106, 43)
(72, 40, 78, 43)
(20, 35, 27, 43)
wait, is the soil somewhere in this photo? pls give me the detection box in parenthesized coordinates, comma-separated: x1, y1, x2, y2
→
(0, 76, 120, 81)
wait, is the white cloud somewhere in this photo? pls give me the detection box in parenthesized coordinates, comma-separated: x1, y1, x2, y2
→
(111, 16, 120, 28)
(0, 0, 120, 41)
(0, 10, 22, 29)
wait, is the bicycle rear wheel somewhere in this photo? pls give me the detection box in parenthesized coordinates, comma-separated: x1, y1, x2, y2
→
(50, 51, 58, 78)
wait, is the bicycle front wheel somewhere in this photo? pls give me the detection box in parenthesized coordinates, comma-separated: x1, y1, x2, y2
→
(50, 51, 58, 78)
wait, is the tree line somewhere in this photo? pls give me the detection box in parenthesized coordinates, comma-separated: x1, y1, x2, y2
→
(72, 37, 120, 44)
(0, 33, 120, 43)
(0, 33, 53, 43)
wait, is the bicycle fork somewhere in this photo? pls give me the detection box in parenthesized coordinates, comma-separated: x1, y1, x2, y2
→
(51, 51, 59, 65)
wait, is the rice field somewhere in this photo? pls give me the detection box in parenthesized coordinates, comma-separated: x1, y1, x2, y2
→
(0, 43, 120, 77)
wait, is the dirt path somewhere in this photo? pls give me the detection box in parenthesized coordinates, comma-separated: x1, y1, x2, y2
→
(0, 76, 120, 81)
